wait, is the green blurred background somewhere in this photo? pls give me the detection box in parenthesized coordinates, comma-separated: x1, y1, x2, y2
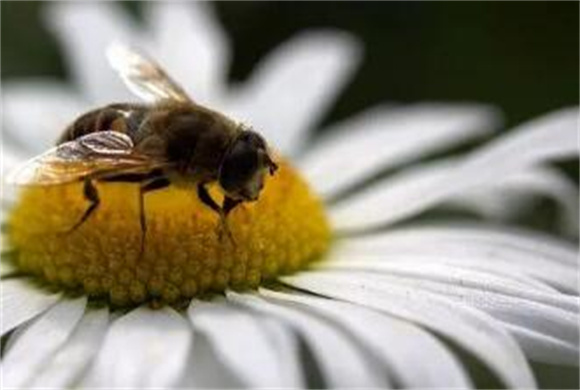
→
(2, 1, 578, 129)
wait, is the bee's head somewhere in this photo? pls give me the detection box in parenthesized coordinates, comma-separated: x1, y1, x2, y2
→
(218, 129, 278, 201)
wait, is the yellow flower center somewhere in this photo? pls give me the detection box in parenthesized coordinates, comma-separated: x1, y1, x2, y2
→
(6, 161, 330, 307)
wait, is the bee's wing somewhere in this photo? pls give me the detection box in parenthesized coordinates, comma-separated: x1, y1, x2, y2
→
(7, 131, 169, 186)
(107, 43, 193, 104)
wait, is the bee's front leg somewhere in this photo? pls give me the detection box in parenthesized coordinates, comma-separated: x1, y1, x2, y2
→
(196, 184, 240, 243)
(219, 197, 242, 244)
(222, 196, 242, 218)
(196, 183, 221, 214)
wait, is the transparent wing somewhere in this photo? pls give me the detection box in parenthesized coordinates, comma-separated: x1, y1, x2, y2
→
(107, 43, 193, 104)
(7, 131, 169, 186)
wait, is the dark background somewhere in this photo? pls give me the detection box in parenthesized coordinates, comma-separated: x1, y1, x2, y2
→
(2, 1, 578, 129)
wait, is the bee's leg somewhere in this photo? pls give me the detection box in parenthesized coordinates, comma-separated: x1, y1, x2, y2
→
(196, 184, 234, 242)
(220, 196, 242, 244)
(68, 178, 100, 232)
(138, 177, 171, 259)
(196, 183, 221, 214)
(223, 196, 242, 218)
(195, 185, 242, 217)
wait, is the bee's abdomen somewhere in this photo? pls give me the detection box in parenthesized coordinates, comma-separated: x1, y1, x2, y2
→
(58, 103, 147, 145)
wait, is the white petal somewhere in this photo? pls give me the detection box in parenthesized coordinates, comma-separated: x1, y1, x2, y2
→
(323, 260, 566, 305)
(145, 1, 230, 105)
(2, 297, 87, 388)
(339, 250, 575, 296)
(365, 223, 578, 265)
(261, 288, 473, 388)
(226, 31, 361, 155)
(183, 305, 306, 388)
(504, 323, 579, 366)
(2, 80, 86, 154)
(331, 107, 579, 231)
(187, 308, 305, 388)
(173, 333, 243, 389)
(181, 331, 244, 388)
(456, 294, 578, 351)
(329, 158, 452, 229)
(82, 306, 192, 388)
(282, 272, 537, 389)
(462, 107, 579, 170)
(396, 273, 579, 366)
(242, 312, 305, 388)
(187, 298, 297, 387)
(312, 268, 579, 366)
(333, 245, 575, 296)
(229, 291, 389, 388)
(30, 308, 109, 388)
(335, 224, 578, 293)
(446, 166, 579, 235)
(300, 103, 501, 198)
(44, 2, 142, 104)
(1, 278, 60, 336)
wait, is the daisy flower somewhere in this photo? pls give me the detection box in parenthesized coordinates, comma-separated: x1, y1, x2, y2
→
(2, 2, 578, 389)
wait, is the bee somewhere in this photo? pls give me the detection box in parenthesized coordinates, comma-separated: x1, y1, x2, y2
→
(8, 44, 278, 250)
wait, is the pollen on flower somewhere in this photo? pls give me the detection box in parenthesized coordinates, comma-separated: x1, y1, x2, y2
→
(6, 161, 330, 307)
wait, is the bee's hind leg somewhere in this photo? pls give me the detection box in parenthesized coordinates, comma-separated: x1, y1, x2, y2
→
(138, 177, 171, 259)
(67, 178, 100, 233)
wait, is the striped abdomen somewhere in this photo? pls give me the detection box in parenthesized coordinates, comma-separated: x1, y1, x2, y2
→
(58, 103, 148, 145)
